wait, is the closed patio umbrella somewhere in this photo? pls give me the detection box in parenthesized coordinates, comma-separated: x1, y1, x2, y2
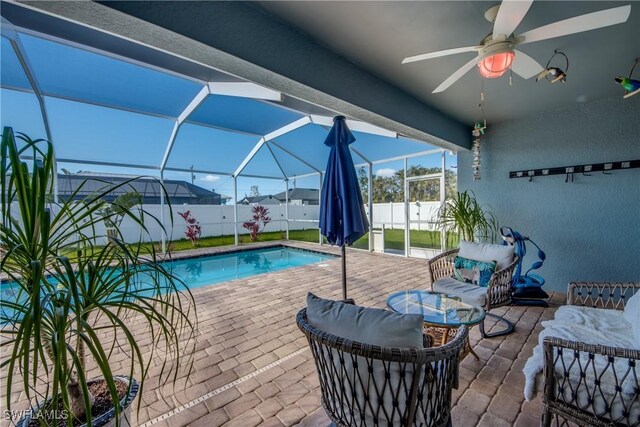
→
(319, 116, 369, 300)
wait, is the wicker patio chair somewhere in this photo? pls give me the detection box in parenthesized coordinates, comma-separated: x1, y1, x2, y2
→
(427, 248, 519, 338)
(296, 305, 468, 427)
(542, 282, 640, 427)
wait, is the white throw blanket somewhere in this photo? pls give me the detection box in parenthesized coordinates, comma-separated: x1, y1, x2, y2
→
(523, 306, 638, 401)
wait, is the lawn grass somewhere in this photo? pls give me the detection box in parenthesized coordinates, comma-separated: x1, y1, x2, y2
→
(60, 228, 459, 257)
(157, 228, 321, 252)
(352, 229, 459, 251)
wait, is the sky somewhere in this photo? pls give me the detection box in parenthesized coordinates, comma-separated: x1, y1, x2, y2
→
(1, 32, 457, 203)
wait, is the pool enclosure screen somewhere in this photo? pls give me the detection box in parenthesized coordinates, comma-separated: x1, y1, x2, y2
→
(1, 17, 457, 257)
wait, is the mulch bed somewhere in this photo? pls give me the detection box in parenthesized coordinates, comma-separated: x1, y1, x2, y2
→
(27, 379, 129, 427)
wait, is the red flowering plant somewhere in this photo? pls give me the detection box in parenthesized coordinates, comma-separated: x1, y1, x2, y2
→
(178, 210, 202, 246)
(242, 204, 271, 242)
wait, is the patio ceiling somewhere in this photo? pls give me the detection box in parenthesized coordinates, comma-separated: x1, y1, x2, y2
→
(1, 15, 445, 180)
(256, 1, 640, 124)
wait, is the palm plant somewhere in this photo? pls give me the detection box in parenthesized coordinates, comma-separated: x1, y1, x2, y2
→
(0, 127, 197, 426)
(99, 192, 143, 229)
(436, 190, 498, 242)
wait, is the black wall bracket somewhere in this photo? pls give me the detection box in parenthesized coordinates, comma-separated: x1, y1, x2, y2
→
(510, 159, 640, 180)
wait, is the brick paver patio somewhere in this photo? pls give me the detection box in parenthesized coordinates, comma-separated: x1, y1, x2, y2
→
(2, 241, 559, 426)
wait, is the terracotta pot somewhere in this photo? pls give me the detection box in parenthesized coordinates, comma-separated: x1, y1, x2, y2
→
(16, 376, 138, 427)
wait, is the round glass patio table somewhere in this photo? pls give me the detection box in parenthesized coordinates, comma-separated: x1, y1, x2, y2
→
(386, 290, 485, 359)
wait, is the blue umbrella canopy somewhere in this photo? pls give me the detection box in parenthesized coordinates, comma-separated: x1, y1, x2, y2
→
(319, 116, 369, 299)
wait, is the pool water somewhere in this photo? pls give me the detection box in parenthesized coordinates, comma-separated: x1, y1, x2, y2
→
(166, 246, 335, 289)
(0, 246, 334, 302)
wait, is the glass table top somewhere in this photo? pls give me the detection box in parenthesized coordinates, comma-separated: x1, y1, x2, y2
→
(386, 290, 485, 327)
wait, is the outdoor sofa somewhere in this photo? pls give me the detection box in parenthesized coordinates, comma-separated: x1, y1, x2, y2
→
(524, 281, 640, 426)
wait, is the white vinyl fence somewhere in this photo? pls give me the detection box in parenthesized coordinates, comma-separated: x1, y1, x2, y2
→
(370, 201, 440, 229)
(5, 201, 442, 245)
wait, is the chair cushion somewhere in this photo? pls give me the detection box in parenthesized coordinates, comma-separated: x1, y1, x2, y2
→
(453, 256, 497, 287)
(306, 293, 424, 348)
(459, 240, 515, 271)
(432, 277, 487, 307)
(305, 294, 449, 426)
(623, 290, 640, 346)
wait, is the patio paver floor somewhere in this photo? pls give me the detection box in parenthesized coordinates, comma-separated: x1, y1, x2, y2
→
(2, 241, 559, 427)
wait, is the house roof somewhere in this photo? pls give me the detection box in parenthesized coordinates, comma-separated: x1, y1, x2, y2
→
(239, 195, 282, 205)
(272, 188, 319, 202)
(56, 173, 228, 204)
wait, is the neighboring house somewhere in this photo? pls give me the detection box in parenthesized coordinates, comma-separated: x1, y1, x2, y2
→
(57, 173, 230, 205)
(272, 188, 320, 206)
(238, 195, 282, 205)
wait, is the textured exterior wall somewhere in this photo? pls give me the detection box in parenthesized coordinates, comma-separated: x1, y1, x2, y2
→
(458, 96, 640, 292)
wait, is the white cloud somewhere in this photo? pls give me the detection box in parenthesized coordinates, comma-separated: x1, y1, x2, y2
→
(200, 174, 220, 182)
(376, 168, 396, 178)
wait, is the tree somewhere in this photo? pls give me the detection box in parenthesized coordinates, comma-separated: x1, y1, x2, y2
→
(178, 210, 202, 246)
(357, 167, 369, 204)
(362, 165, 457, 203)
(242, 205, 271, 241)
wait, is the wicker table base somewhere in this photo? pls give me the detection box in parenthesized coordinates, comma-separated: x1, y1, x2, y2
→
(424, 324, 479, 360)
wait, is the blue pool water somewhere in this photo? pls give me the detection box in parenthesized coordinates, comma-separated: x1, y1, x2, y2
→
(0, 246, 334, 302)
(164, 246, 335, 289)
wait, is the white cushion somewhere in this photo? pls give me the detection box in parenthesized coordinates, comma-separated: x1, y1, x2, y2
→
(459, 240, 515, 271)
(553, 305, 636, 348)
(623, 290, 640, 346)
(432, 277, 487, 307)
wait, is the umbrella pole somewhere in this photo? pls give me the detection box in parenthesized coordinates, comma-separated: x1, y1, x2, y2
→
(341, 244, 347, 300)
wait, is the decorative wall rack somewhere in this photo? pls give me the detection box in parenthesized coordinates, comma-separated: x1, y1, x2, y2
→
(510, 159, 640, 181)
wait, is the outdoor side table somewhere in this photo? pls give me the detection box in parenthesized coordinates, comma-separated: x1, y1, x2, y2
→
(386, 289, 485, 360)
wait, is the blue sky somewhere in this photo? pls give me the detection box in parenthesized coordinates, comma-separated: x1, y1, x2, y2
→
(1, 32, 456, 203)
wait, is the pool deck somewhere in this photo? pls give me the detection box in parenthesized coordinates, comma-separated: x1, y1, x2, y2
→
(1, 241, 560, 427)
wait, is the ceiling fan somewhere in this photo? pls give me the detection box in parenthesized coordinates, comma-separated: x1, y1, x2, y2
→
(402, 1, 632, 93)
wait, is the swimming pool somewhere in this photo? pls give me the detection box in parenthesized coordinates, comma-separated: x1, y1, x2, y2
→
(164, 246, 335, 289)
(0, 246, 335, 321)
(0, 246, 334, 294)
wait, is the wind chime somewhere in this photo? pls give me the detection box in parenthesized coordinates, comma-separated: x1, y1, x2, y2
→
(471, 90, 487, 181)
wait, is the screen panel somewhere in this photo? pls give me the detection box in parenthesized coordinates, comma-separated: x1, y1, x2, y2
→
(270, 124, 330, 172)
(187, 95, 303, 136)
(1, 37, 31, 90)
(352, 133, 437, 163)
(167, 123, 261, 175)
(19, 33, 203, 117)
(0, 88, 47, 139)
(46, 96, 174, 166)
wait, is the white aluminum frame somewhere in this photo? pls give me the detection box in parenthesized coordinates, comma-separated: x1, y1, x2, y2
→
(8, 33, 58, 200)
(2, 24, 454, 257)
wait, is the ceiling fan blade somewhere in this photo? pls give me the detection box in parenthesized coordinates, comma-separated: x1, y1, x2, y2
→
(493, 0, 534, 39)
(433, 57, 479, 93)
(518, 5, 631, 45)
(402, 46, 480, 64)
(511, 50, 545, 79)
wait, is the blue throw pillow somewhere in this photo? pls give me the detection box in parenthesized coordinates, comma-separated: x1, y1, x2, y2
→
(453, 256, 497, 287)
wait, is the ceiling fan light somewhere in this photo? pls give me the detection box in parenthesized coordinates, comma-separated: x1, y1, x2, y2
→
(478, 51, 515, 78)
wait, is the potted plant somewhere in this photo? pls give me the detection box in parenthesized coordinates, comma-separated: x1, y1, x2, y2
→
(0, 128, 197, 426)
(436, 190, 498, 242)
(99, 191, 143, 244)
